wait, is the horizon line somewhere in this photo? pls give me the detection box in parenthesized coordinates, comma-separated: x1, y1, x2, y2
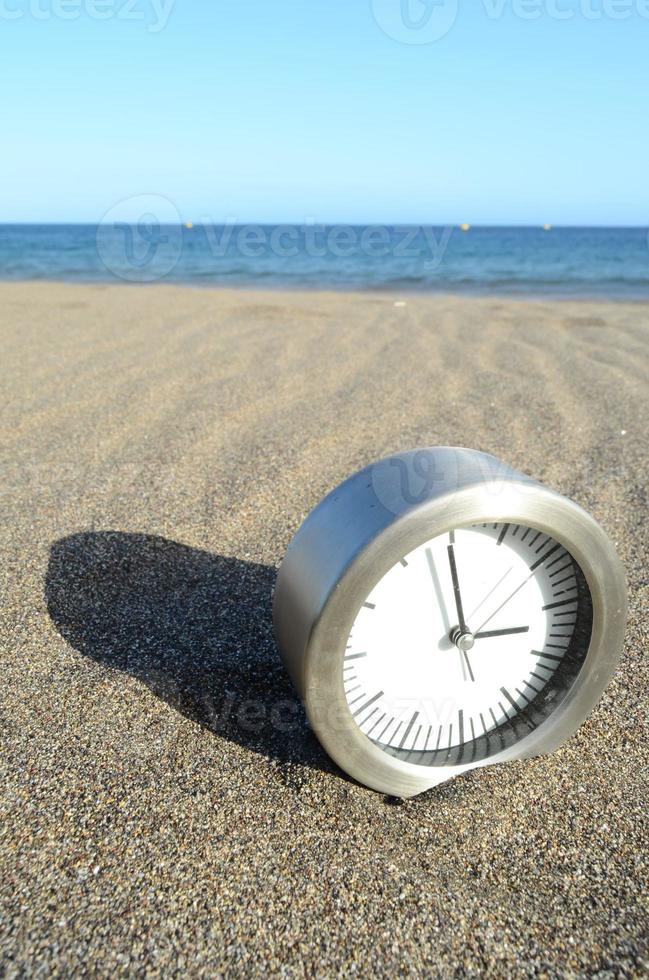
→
(1, 221, 647, 229)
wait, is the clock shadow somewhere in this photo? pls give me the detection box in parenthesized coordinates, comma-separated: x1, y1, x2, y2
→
(45, 531, 330, 776)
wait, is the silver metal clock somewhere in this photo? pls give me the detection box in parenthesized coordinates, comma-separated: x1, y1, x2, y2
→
(273, 447, 627, 798)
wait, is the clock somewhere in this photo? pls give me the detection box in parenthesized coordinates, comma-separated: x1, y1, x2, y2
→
(273, 448, 626, 798)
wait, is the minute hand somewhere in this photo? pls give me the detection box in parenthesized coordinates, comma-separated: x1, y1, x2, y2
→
(447, 543, 467, 631)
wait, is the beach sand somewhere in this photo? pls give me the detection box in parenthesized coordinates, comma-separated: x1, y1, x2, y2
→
(1, 281, 647, 976)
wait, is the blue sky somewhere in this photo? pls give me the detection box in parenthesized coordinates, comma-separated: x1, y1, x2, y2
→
(0, 0, 647, 224)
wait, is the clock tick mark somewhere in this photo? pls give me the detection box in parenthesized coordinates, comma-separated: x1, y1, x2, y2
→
(543, 598, 578, 611)
(399, 711, 419, 750)
(413, 724, 422, 754)
(547, 556, 570, 572)
(377, 715, 395, 742)
(531, 649, 563, 663)
(366, 712, 386, 737)
(348, 692, 367, 706)
(496, 523, 510, 545)
(424, 725, 433, 752)
(352, 690, 384, 717)
(554, 582, 577, 596)
(362, 706, 379, 728)
(530, 542, 561, 569)
(523, 679, 542, 695)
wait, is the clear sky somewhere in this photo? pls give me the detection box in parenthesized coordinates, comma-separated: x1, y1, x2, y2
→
(1, 0, 647, 224)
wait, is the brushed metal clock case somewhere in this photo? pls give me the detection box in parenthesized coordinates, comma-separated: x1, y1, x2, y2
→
(272, 447, 627, 798)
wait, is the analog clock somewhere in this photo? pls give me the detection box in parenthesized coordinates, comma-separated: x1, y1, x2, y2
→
(273, 448, 626, 797)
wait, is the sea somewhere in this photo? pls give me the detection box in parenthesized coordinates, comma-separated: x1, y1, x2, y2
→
(1, 224, 648, 299)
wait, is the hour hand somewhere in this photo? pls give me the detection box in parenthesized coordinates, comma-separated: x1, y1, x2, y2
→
(474, 626, 529, 639)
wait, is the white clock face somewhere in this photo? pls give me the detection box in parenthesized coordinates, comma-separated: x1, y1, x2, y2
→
(344, 523, 592, 767)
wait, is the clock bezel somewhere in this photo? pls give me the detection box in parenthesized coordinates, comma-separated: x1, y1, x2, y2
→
(273, 449, 627, 798)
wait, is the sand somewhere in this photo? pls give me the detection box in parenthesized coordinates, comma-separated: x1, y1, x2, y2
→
(1, 281, 647, 976)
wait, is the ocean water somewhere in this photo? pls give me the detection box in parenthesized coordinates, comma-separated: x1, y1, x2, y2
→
(0, 224, 648, 299)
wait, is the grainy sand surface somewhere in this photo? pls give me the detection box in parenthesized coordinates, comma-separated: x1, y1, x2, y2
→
(1, 281, 647, 977)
